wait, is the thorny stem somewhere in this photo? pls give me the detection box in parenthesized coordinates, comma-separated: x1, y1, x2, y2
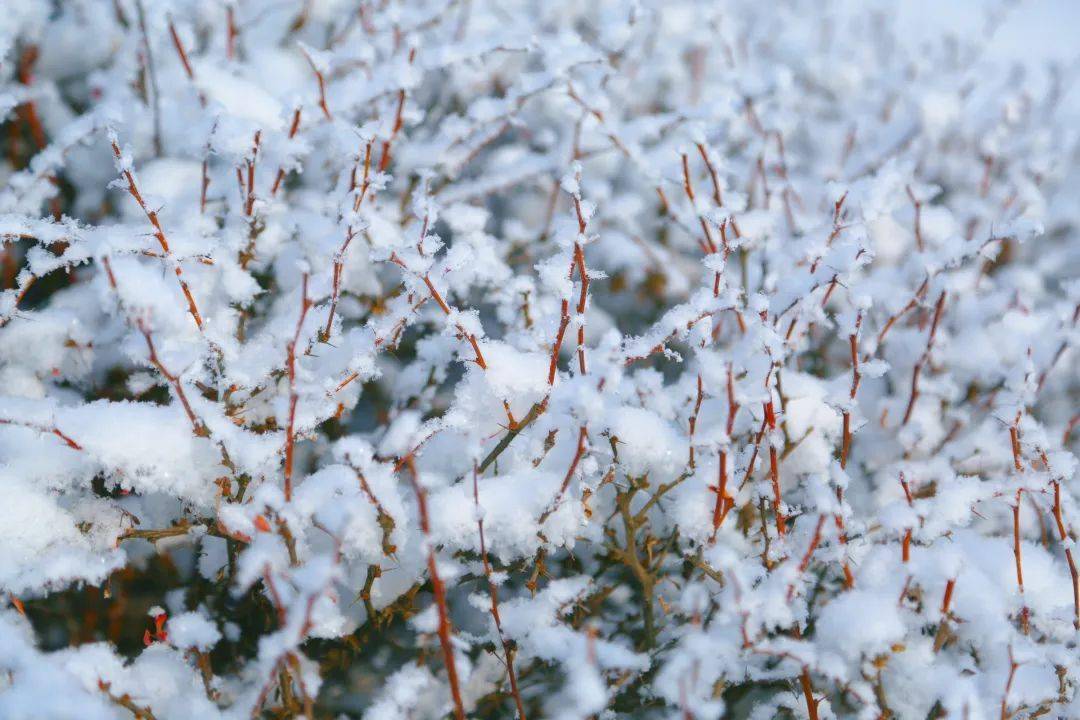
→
(616, 485, 657, 649)
(572, 239, 589, 375)
(0, 418, 82, 450)
(387, 250, 488, 370)
(271, 108, 304, 196)
(109, 139, 204, 330)
(478, 399, 548, 474)
(787, 514, 826, 602)
(1012, 488, 1030, 634)
(876, 278, 929, 348)
(839, 312, 862, 470)
(99, 680, 158, 720)
(284, 274, 312, 501)
(378, 47, 418, 171)
(764, 399, 785, 537)
(1001, 647, 1018, 720)
(472, 464, 528, 719)
(548, 298, 570, 385)
(710, 364, 739, 539)
(899, 473, 914, 563)
(16, 47, 47, 152)
(243, 131, 261, 217)
(539, 425, 587, 525)
(1050, 479, 1080, 629)
(100, 259, 205, 440)
(570, 180, 592, 376)
(167, 17, 195, 81)
(404, 457, 466, 720)
(324, 140, 373, 339)
(225, 5, 238, 60)
(133, 0, 162, 157)
(901, 291, 947, 426)
(906, 185, 925, 252)
(136, 318, 204, 435)
(687, 374, 704, 469)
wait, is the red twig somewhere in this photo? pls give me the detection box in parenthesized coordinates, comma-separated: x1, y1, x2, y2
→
(404, 457, 466, 720)
(387, 251, 487, 369)
(787, 515, 826, 602)
(540, 426, 588, 524)
(906, 185, 924, 252)
(323, 140, 372, 338)
(571, 211, 590, 375)
(109, 139, 204, 330)
(133, 0, 163, 156)
(101, 255, 205, 437)
(839, 312, 862, 469)
(225, 5, 238, 60)
(1012, 489, 1030, 634)
(284, 274, 312, 501)
(16, 47, 61, 218)
(0, 418, 82, 450)
(899, 473, 914, 563)
(711, 364, 739, 539)
(472, 464, 527, 719)
(137, 319, 203, 434)
(167, 18, 196, 80)
(377, 48, 417, 171)
(244, 131, 262, 217)
(901, 291, 946, 426)
(301, 49, 332, 120)
(695, 142, 724, 208)
(1000, 647, 1018, 720)
(1050, 479, 1080, 629)
(876, 278, 928, 348)
(687, 374, 704, 468)
(271, 108, 303, 196)
(548, 298, 570, 385)
(764, 399, 785, 536)
(941, 577, 956, 616)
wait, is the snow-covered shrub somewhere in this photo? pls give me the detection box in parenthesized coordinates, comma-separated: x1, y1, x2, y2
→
(2, 1, 1079, 718)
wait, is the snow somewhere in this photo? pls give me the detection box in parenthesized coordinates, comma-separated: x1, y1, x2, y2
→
(2, 0, 1080, 717)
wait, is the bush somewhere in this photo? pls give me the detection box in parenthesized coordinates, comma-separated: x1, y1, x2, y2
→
(1, 1, 1079, 718)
